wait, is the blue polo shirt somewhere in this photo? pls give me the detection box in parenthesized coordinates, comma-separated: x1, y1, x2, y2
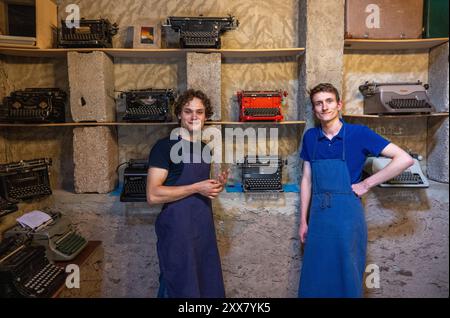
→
(300, 120, 390, 184)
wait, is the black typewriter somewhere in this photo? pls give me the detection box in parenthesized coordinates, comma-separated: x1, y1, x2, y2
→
(0, 88, 66, 123)
(359, 81, 435, 115)
(240, 156, 283, 192)
(58, 18, 118, 48)
(120, 160, 148, 202)
(165, 15, 239, 48)
(121, 89, 175, 122)
(0, 158, 52, 201)
(0, 236, 66, 298)
(0, 196, 18, 218)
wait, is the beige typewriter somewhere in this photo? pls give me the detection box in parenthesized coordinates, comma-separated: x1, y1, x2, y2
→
(364, 156, 429, 188)
(4, 212, 87, 261)
(359, 81, 435, 115)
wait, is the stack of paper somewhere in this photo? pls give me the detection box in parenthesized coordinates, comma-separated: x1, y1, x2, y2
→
(16, 210, 52, 230)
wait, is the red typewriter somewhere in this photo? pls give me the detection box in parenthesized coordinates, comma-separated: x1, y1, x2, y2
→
(238, 90, 286, 122)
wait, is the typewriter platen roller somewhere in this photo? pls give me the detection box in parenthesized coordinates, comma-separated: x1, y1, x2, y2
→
(359, 81, 435, 115)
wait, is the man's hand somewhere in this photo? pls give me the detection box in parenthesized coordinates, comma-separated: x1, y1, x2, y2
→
(351, 180, 370, 197)
(215, 168, 230, 189)
(299, 222, 308, 244)
(195, 179, 223, 199)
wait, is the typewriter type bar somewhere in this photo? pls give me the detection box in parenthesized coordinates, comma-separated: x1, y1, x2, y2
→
(0, 237, 66, 298)
(241, 156, 283, 192)
(0, 158, 52, 201)
(165, 15, 239, 48)
(121, 89, 175, 122)
(238, 90, 286, 122)
(58, 18, 118, 48)
(4, 212, 88, 262)
(120, 160, 148, 202)
(0, 88, 66, 123)
(359, 81, 435, 115)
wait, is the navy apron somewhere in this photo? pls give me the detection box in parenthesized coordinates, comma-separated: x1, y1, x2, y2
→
(155, 143, 225, 298)
(298, 125, 368, 298)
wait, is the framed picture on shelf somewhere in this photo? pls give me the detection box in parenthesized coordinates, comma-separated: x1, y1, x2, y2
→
(128, 22, 161, 49)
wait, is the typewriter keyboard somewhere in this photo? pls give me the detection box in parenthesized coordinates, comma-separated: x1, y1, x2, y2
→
(244, 108, 281, 117)
(182, 31, 218, 46)
(8, 184, 52, 200)
(388, 99, 432, 110)
(9, 108, 49, 120)
(124, 179, 146, 195)
(126, 106, 167, 116)
(244, 178, 282, 192)
(55, 232, 87, 256)
(386, 171, 424, 185)
(22, 263, 65, 296)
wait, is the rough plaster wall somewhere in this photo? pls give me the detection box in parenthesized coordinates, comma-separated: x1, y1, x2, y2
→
(427, 43, 449, 183)
(187, 53, 221, 121)
(363, 181, 449, 297)
(343, 52, 429, 115)
(300, 0, 345, 127)
(57, 0, 298, 49)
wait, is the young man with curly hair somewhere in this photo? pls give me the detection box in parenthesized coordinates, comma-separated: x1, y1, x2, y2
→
(147, 89, 227, 298)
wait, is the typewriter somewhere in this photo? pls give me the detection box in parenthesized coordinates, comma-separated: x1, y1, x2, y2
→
(0, 196, 18, 218)
(120, 160, 148, 202)
(0, 236, 66, 298)
(165, 15, 239, 48)
(240, 156, 283, 192)
(359, 81, 435, 115)
(0, 88, 66, 123)
(121, 89, 175, 122)
(4, 212, 88, 262)
(364, 156, 429, 188)
(0, 158, 52, 201)
(58, 18, 118, 48)
(238, 90, 286, 122)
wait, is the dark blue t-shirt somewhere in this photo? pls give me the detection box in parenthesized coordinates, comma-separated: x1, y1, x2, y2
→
(148, 136, 211, 186)
(300, 120, 390, 184)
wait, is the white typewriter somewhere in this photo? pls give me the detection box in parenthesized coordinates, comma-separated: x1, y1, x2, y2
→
(359, 81, 435, 115)
(364, 156, 429, 188)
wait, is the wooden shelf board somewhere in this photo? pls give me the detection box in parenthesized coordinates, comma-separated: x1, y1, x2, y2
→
(0, 47, 305, 59)
(0, 121, 306, 127)
(343, 112, 449, 119)
(344, 38, 449, 51)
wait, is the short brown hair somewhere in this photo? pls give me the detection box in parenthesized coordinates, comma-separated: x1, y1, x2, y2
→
(174, 89, 213, 119)
(308, 83, 340, 106)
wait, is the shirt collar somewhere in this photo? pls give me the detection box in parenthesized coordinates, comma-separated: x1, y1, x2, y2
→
(318, 118, 345, 140)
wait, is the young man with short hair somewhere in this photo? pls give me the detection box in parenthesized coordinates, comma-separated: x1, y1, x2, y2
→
(298, 83, 414, 297)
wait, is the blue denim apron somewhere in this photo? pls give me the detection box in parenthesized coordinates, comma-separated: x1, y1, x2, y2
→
(298, 126, 368, 298)
(155, 148, 225, 298)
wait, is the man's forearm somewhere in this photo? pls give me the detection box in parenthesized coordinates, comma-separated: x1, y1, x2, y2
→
(300, 182, 311, 225)
(147, 183, 198, 205)
(363, 154, 414, 189)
